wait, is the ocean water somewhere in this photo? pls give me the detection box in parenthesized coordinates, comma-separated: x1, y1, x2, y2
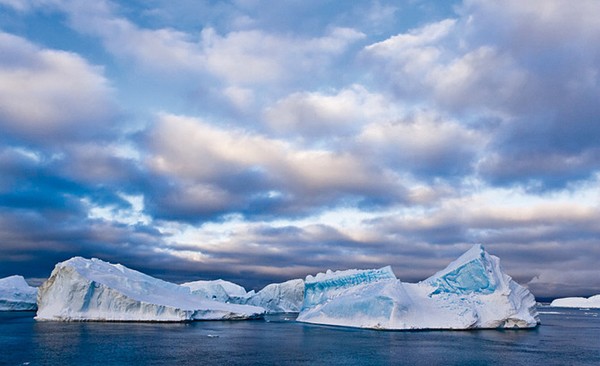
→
(1, 308, 599, 366)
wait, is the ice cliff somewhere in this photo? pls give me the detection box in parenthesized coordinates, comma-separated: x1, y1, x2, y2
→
(246, 279, 305, 313)
(0, 275, 38, 311)
(297, 244, 540, 330)
(550, 295, 600, 308)
(36, 257, 264, 322)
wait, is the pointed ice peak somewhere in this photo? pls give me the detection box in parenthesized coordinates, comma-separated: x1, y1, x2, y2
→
(440, 244, 485, 273)
(426, 244, 499, 295)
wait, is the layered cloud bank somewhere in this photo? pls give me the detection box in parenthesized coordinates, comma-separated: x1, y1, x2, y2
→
(1, 0, 600, 298)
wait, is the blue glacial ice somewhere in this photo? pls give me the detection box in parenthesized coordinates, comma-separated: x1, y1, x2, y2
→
(426, 244, 497, 295)
(296, 244, 540, 330)
(303, 266, 396, 309)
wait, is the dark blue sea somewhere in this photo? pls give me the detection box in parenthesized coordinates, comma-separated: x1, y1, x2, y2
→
(1, 307, 599, 365)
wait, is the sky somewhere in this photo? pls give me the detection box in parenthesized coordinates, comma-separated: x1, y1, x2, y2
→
(0, 0, 599, 299)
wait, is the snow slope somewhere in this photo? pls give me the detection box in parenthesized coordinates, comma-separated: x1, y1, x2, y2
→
(36, 257, 264, 321)
(297, 245, 540, 330)
(550, 295, 600, 308)
(0, 275, 37, 311)
(246, 279, 304, 313)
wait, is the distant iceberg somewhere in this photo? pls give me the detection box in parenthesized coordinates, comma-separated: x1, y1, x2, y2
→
(246, 279, 304, 313)
(0, 275, 37, 311)
(181, 279, 251, 303)
(182, 278, 305, 314)
(36, 257, 264, 322)
(297, 245, 540, 330)
(550, 295, 600, 308)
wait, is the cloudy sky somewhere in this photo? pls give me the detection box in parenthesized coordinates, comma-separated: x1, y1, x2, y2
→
(1, 0, 599, 299)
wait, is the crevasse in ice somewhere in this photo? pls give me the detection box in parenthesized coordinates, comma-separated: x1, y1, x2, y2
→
(297, 244, 540, 330)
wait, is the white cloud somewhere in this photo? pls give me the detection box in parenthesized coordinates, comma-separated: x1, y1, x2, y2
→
(363, 18, 526, 113)
(223, 86, 255, 111)
(199, 27, 365, 85)
(42, 0, 365, 87)
(426, 46, 526, 111)
(0, 31, 117, 142)
(264, 84, 397, 138)
(363, 18, 456, 80)
(147, 113, 380, 195)
(85, 193, 151, 226)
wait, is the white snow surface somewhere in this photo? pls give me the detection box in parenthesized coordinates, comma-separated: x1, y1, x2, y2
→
(0, 275, 37, 311)
(297, 244, 540, 330)
(181, 279, 251, 303)
(36, 257, 265, 322)
(246, 279, 305, 313)
(550, 295, 600, 308)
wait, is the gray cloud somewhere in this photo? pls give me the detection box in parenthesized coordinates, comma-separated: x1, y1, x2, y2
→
(142, 113, 410, 222)
(363, 0, 600, 189)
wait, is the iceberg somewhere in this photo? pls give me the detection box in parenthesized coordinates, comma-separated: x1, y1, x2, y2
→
(297, 245, 540, 330)
(246, 279, 305, 313)
(182, 278, 305, 313)
(550, 295, 600, 308)
(0, 275, 38, 311)
(181, 279, 251, 303)
(36, 257, 264, 322)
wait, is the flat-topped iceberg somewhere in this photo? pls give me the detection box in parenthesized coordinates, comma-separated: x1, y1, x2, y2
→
(181, 279, 251, 303)
(297, 244, 539, 330)
(246, 279, 304, 313)
(0, 275, 38, 311)
(550, 295, 600, 308)
(36, 257, 264, 322)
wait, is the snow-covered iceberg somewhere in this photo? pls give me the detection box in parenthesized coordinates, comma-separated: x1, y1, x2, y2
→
(0, 275, 38, 311)
(182, 278, 305, 313)
(181, 279, 251, 303)
(297, 245, 540, 330)
(550, 295, 600, 308)
(36, 257, 264, 322)
(246, 279, 304, 313)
